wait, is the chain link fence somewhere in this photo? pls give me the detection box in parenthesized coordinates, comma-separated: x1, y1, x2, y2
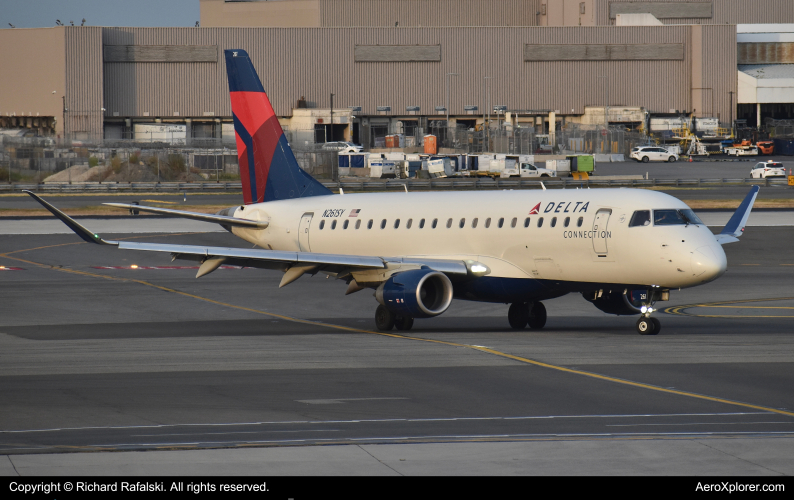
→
(0, 135, 338, 184)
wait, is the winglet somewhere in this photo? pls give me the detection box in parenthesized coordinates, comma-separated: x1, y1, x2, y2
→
(24, 191, 117, 245)
(719, 185, 759, 240)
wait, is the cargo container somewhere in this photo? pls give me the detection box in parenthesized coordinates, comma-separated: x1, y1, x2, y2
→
(133, 123, 187, 144)
(367, 154, 397, 178)
(567, 155, 595, 173)
(773, 138, 794, 156)
(545, 159, 571, 176)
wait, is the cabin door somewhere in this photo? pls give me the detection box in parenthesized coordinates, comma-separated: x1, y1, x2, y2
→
(299, 213, 313, 252)
(591, 209, 612, 257)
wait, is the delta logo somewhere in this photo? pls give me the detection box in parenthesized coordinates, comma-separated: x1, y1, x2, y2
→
(530, 201, 590, 214)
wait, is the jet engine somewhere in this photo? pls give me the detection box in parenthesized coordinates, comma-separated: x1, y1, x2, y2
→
(375, 269, 454, 319)
(583, 289, 649, 316)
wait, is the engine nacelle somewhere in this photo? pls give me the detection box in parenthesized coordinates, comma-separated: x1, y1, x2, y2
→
(583, 289, 649, 316)
(375, 269, 454, 319)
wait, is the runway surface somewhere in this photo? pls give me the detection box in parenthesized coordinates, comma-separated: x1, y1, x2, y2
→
(1, 217, 793, 475)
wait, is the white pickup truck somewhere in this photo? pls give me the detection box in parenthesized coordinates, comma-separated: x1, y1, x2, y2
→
(500, 162, 556, 179)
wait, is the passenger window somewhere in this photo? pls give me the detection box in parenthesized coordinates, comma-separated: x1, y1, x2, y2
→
(537, 217, 544, 227)
(331, 220, 337, 230)
(355, 220, 361, 229)
(456, 218, 464, 228)
(629, 210, 651, 227)
(394, 219, 400, 229)
(472, 218, 478, 228)
(551, 217, 557, 228)
(343, 220, 349, 229)
(432, 218, 438, 229)
(485, 218, 491, 228)
(564, 217, 570, 227)
(319, 220, 325, 230)
(524, 217, 530, 228)
(380, 219, 387, 229)
(419, 218, 425, 228)
(511, 217, 517, 228)
(446, 218, 453, 228)
(577, 217, 584, 227)
(498, 217, 504, 228)
(367, 219, 373, 229)
(407, 219, 413, 229)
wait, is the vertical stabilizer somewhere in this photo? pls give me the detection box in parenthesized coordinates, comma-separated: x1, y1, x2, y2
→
(224, 49, 332, 204)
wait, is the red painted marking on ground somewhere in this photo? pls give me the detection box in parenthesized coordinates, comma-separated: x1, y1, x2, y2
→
(91, 266, 245, 270)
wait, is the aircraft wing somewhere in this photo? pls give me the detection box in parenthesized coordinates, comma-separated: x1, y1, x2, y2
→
(715, 185, 759, 245)
(24, 191, 469, 286)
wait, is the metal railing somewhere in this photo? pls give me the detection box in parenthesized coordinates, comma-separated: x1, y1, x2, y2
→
(2, 176, 787, 194)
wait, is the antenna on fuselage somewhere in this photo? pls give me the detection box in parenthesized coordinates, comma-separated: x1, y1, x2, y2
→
(540, 182, 546, 191)
(339, 187, 344, 195)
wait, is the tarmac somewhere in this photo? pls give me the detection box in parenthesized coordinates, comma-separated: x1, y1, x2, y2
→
(1, 209, 793, 476)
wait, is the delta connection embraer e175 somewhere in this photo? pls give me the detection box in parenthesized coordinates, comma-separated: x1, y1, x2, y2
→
(26, 49, 760, 336)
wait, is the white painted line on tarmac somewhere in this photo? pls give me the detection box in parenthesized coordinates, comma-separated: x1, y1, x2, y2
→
(0, 412, 773, 434)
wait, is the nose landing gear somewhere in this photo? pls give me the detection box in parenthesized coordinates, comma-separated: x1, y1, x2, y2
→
(636, 316, 661, 335)
(634, 290, 662, 335)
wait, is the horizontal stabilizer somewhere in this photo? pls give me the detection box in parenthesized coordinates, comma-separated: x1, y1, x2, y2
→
(103, 203, 269, 229)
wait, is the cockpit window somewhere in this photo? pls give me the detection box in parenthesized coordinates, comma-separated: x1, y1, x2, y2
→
(629, 210, 651, 227)
(653, 209, 703, 226)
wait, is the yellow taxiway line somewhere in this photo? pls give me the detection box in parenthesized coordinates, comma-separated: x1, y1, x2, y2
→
(3, 238, 794, 420)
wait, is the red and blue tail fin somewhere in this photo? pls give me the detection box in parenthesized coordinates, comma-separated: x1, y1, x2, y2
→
(224, 49, 331, 204)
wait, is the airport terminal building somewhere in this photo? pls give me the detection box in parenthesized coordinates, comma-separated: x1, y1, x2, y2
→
(0, 0, 792, 147)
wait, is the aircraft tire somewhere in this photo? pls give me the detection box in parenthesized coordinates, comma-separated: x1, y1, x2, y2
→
(527, 302, 547, 330)
(636, 317, 656, 335)
(508, 302, 529, 329)
(650, 317, 661, 335)
(375, 305, 396, 331)
(395, 315, 414, 331)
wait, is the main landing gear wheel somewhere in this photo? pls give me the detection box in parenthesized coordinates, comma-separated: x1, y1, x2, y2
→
(636, 317, 659, 335)
(395, 315, 414, 331)
(508, 302, 529, 329)
(375, 305, 396, 331)
(528, 302, 547, 330)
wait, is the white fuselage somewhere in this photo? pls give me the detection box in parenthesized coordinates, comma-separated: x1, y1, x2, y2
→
(229, 188, 727, 290)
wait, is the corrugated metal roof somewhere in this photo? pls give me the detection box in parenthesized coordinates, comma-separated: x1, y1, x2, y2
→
(739, 64, 794, 79)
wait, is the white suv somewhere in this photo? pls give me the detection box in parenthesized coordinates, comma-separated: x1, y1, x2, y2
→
(750, 161, 786, 179)
(630, 146, 679, 163)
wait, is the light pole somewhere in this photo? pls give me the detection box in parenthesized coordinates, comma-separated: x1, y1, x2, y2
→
(445, 73, 458, 126)
(483, 76, 493, 152)
(329, 93, 334, 142)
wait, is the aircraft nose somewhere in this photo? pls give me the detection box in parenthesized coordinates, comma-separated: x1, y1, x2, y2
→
(691, 245, 727, 282)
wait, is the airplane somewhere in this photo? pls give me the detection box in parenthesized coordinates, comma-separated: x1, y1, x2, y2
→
(25, 49, 759, 336)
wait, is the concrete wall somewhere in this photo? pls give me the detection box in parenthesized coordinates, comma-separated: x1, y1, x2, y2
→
(201, 0, 542, 27)
(0, 27, 66, 136)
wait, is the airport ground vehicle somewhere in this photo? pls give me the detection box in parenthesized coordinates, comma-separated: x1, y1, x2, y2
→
(321, 141, 363, 153)
(757, 141, 774, 155)
(630, 146, 678, 163)
(724, 140, 759, 156)
(500, 162, 555, 178)
(27, 49, 759, 336)
(750, 161, 786, 179)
